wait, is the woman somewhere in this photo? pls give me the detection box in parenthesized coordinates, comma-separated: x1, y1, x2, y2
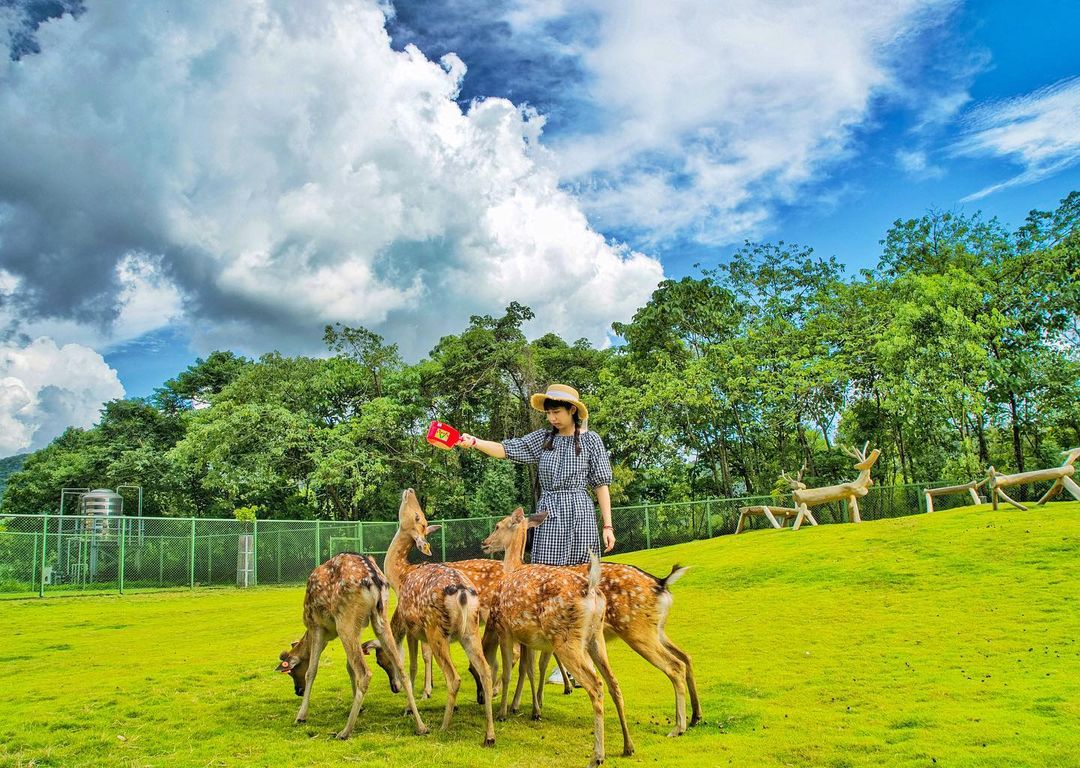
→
(457, 383, 616, 564)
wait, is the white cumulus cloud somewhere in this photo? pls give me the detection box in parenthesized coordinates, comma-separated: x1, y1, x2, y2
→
(955, 76, 1080, 202)
(0, 0, 663, 360)
(509, 0, 959, 244)
(0, 337, 124, 456)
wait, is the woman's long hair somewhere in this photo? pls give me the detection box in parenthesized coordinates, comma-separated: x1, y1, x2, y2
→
(542, 398, 582, 455)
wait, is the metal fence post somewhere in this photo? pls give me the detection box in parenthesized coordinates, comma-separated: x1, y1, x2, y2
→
(119, 517, 126, 595)
(358, 522, 365, 554)
(440, 525, 447, 562)
(39, 513, 48, 598)
(253, 519, 259, 586)
(644, 506, 652, 550)
(315, 520, 321, 567)
(705, 500, 713, 539)
(189, 518, 196, 589)
(276, 530, 282, 584)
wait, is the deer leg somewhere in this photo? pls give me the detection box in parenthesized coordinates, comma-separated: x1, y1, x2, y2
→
(556, 653, 574, 693)
(372, 603, 428, 735)
(558, 647, 606, 768)
(536, 650, 553, 713)
(510, 644, 529, 714)
(335, 626, 373, 740)
(427, 633, 460, 733)
(295, 627, 328, 724)
(589, 633, 634, 756)
(996, 486, 1028, 511)
(345, 658, 357, 698)
(459, 625, 496, 746)
(624, 632, 687, 736)
(406, 635, 420, 698)
(848, 495, 862, 523)
(662, 639, 702, 726)
(1062, 475, 1080, 502)
(422, 641, 433, 699)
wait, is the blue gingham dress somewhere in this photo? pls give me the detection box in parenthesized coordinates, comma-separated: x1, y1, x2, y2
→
(502, 429, 613, 566)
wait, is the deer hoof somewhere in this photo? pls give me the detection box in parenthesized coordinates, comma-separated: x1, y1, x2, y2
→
(335, 730, 351, 741)
(531, 712, 542, 721)
(483, 736, 496, 748)
(690, 713, 703, 726)
(667, 727, 685, 737)
(415, 724, 430, 736)
(623, 746, 635, 757)
(294, 718, 306, 725)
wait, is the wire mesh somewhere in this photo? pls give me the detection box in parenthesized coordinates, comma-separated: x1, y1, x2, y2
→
(1, 480, 1005, 597)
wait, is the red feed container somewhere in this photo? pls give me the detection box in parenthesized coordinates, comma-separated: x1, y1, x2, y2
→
(426, 421, 461, 450)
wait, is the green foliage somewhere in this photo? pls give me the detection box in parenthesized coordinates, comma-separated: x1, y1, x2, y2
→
(2, 192, 1078, 518)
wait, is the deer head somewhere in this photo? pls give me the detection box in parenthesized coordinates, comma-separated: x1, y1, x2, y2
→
(275, 637, 310, 697)
(480, 508, 548, 564)
(843, 442, 881, 472)
(361, 639, 403, 694)
(398, 489, 440, 557)
(780, 460, 808, 491)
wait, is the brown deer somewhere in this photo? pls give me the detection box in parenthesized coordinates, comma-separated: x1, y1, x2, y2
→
(376, 489, 496, 746)
(481, 513, 634, 768)
(368, 509, 571, 703)
(482, 508, 700, 736)
(275, 552, 427, 739)
(784, 443, 881, 523)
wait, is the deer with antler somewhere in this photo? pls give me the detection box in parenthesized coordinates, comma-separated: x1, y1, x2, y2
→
(274, 553, 427, 739)
(482, 507, 700, 737)
(784, 443, 881, 524)
(373, 489, 496, 746)
(481, 508, 634, 768)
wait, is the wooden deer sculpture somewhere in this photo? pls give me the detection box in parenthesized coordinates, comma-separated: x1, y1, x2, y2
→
(482, 508, 700, 737)
(987, 448, 1080, 510)
(784, 443, 881, 524)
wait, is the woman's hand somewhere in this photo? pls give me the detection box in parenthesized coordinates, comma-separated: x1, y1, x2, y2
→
(457, 433, 478, 449)
(602, 526, 616, 553)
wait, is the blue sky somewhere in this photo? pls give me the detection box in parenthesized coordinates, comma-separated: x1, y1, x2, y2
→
(0, 0, 1078, 455)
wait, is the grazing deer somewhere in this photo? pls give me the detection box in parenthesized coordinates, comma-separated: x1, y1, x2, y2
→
(275, 553, 427, 739)
(377, 489, 496, 746)
(482, 514, 634, 768)
(483, 508, 700, 736)
(784, 443, 881, 524)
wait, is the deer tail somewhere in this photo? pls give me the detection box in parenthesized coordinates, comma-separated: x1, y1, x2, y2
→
(660, 564, 690, 590)
(587, 552, 601, 595)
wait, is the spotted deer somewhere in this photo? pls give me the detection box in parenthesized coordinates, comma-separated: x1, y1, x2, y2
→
(275, 553, 427, 739)
(482, 508, 700, 736)
(482, 515, 634, 768)
(376, 489, 496, 746)
(369, 509, 570, 704)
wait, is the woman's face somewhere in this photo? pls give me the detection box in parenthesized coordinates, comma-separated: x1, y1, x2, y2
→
(545, 405, 576, 431)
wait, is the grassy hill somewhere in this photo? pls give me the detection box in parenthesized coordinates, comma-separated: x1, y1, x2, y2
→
(1, 502, 1077, 767)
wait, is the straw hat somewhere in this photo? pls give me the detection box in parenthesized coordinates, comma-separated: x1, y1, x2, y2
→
(529, 383, 589, 422)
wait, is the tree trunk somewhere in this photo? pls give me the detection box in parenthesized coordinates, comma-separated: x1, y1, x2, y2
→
(1008, 393, 1025, 473)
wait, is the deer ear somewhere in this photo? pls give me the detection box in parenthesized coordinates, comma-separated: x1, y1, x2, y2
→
(527, 510, 549, 528)
(511, 507, 525, 523)
(425, 524, 441, 535)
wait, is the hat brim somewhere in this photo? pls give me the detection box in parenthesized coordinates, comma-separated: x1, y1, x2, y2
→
(530, 393, 589, 422)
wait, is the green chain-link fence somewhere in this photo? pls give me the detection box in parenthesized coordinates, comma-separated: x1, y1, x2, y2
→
(0, 480, 1001, 598)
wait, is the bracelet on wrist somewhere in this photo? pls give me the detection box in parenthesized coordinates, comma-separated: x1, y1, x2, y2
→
(603, 525, 614, 530)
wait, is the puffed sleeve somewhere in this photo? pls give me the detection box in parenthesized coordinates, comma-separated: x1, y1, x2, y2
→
(586, 432, 614, 488)
(502, 429, 548, 465)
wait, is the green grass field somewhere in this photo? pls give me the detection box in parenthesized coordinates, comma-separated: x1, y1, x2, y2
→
(2, 503, 1078, 768)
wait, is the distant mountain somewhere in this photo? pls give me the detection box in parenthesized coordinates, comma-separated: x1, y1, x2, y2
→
(0, 453, 29, 506)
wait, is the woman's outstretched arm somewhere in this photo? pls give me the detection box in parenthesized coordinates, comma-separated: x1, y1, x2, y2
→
(457, 434, 507, 459)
